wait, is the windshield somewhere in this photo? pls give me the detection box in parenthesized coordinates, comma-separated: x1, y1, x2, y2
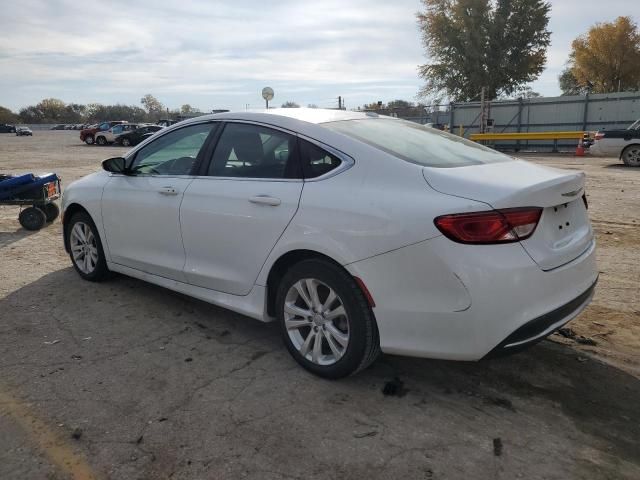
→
(323, 118, 512, 168)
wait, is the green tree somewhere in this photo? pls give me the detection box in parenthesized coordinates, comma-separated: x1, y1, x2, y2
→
(0, 106, 18, 123)
(417, 0, 551, 101)
(281, 101, 300, 108)
(559, 67, 588, 96)
(387, 99, 414, 109)
(567, 16, 640, 93)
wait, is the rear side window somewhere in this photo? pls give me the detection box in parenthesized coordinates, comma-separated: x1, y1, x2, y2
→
(323, 118, 512, 168)
(208, 123, 301, 179)
(299, 139, 342, 179)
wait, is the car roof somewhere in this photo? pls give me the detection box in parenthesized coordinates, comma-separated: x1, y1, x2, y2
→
(180, 108, 379, 126)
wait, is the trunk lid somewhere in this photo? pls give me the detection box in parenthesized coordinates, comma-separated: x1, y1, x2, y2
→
(423, 160, 594, 270)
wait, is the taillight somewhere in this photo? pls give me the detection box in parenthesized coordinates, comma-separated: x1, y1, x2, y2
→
(434, 208, 543, 244)
(594, 133, 605, 140)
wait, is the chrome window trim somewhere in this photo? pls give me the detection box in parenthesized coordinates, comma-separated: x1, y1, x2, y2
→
(296, 133, 355, 182)
(214, 119, 354, 182)
(122, 119, 355, 182)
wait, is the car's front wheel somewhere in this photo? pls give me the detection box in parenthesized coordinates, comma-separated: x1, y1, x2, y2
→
(621, 145, 640, 167)
(84, 135, 94, 145)
(276, 259, 380, 378)
(96, 136, 107, 146)
(67, 212, 110, 281)
(121, 137, 131, 147)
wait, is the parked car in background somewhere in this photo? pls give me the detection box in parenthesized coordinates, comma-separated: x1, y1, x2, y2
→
(16, 126, 33, 136)
(157, 119, 179, 127)
(589, 118, 640, 166)
(62, 109, 597, 378)
(51, 124, 67, 130)
(0, 123, 17, 133)
(115, 125, 164, 147)
(95, 123, 141, 146)
(80, 121, 127, 145)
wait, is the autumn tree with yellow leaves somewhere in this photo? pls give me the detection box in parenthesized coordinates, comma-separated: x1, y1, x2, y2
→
(561, 16, 640, 95)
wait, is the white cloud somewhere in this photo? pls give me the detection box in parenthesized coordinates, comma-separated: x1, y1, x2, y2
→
(0, 0, 636, 111)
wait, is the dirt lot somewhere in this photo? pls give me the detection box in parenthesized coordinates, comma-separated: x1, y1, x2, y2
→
(1, 131, 639, 480)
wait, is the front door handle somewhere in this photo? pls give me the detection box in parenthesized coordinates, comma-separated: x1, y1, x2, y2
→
(249, 195, 281, 206)
(158, 186, 178, 196)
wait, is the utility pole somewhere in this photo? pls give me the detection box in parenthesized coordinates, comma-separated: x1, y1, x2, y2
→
(338, 96, 342, 110)
(479, 87, 486, 134)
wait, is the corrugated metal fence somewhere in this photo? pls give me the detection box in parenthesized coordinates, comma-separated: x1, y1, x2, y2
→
(402, 91, 640, 151)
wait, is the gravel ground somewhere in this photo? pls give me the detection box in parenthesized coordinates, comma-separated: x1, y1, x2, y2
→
(1, 131, 639, 480)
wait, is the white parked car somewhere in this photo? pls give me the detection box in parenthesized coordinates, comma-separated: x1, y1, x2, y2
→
(589, 118, 640, 166)
(95, 123, 141, 146)
(61, 109, 598, 378)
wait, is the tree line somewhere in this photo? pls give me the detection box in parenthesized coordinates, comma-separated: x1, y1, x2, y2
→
(0, 94, 201, 125)
(417, 1, 640, 101)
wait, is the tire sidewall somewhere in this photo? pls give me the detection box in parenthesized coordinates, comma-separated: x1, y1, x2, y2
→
(19, 207, 46, 231)
(622, 145, 640, 167)
(85, 135, 94, 145)
(276, 259, 372, 379)
(67, 212, 109, 281)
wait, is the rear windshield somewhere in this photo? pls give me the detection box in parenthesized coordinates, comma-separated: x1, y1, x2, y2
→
(323, 118, 512, 168)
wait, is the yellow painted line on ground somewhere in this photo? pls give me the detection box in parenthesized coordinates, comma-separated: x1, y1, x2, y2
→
(0, 390, 98, 480)
(470, 131, 585, 141)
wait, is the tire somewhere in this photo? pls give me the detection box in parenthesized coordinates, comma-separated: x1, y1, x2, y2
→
(276, 259, 380, 378)
(96, 136, 107, 146)
(84, 135, 94, 145)
(621, 145, 640, 167)
(18, 207, 47, 231)
(39, 203, 60, 222)
(121, 137, 131, 147)
(66, 212, 110, 281)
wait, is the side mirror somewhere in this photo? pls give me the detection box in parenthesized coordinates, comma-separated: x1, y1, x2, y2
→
(102, 157, 128, 174)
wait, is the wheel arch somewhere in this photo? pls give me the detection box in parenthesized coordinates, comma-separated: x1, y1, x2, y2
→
(62, 203, 92, 252)
(264, 249, 375, 318)
(621, 143, 640, 159)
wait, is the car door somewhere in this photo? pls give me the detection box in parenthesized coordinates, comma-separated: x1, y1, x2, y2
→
(101, 122, 218, 281)
(180, 121, 303, 295)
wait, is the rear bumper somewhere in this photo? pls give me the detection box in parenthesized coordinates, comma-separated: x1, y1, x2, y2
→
(346, 235, 598, 360)
(588, 142, 618, 157)
(483, 277, 597, 358)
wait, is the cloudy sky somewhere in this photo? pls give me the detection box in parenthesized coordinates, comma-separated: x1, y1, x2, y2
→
(0, 0, 636, 112)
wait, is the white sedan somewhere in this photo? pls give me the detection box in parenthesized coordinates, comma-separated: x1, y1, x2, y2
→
(589, 118, 640, 166)
(61, 109, 598, 378)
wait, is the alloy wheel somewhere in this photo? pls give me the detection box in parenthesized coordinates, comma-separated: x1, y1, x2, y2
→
(70, 222, 99, 274)
(284, 278, 350, 365)
(624, 147, 640, 166)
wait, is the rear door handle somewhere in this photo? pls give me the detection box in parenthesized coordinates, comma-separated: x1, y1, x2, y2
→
(158, 186, 178, 196)
(249, 195, 281, 206)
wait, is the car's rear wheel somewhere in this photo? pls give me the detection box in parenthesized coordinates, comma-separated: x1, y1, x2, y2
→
(96, 136, 107, 146)
(276, 259, 380, 378)
(67, 212, 109, 281)
(84, 135, 94, 145)
(121, 137, 131, 147)
(621, 145, 640, 167)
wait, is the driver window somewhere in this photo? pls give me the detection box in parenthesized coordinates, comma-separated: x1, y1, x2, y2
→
(207, 123, 301, 178)
(130, 123, 216, 176)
